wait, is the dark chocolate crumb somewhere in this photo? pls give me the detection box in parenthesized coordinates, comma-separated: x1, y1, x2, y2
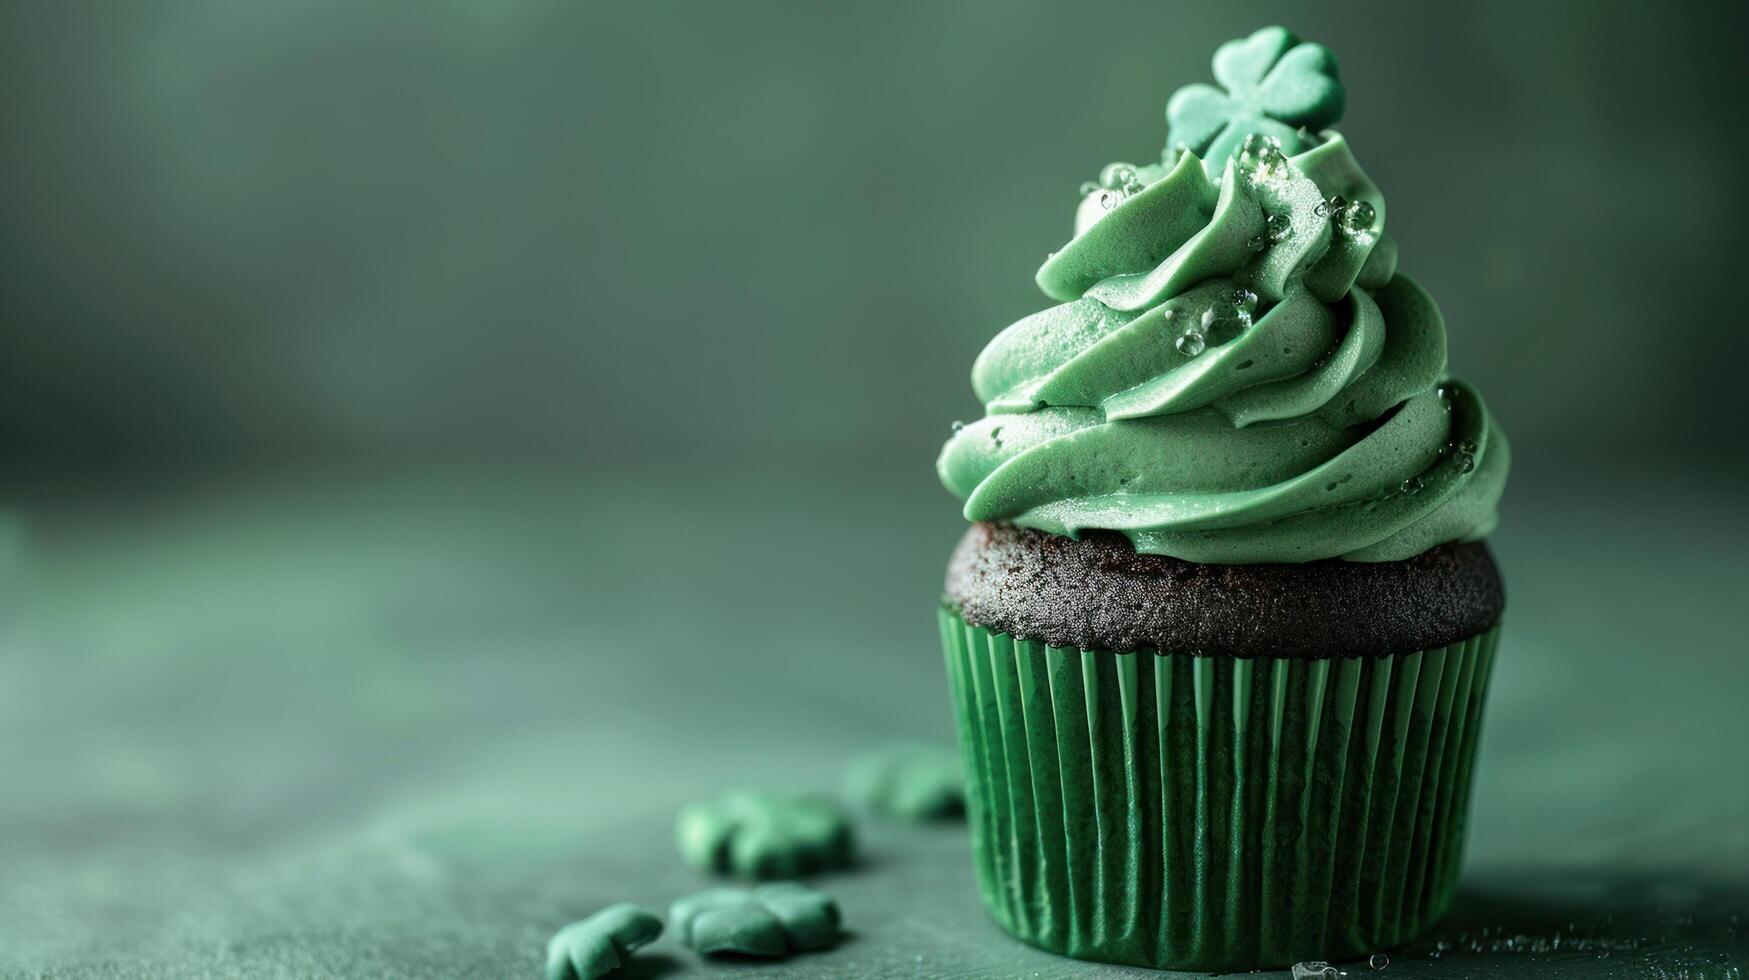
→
(945, 522, 1504, 658)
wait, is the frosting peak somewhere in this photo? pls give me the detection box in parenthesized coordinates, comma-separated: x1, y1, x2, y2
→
(937, 27, 1507, 564)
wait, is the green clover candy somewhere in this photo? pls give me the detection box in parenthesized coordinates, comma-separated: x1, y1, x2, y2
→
(1166, 26, 1344, 176)
(675, 791, 854, 878)
(670, 883, 842, 957)
(544, 903, 663, 980)
(843, 742, 964, 821)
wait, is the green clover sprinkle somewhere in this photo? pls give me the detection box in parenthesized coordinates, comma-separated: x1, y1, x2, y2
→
(675, 791, 854, 878)
(670, 883, 842, 957)
(544, 903, 663, 980)
(843, 742, 964, 821)
(1166, 26, 1344, 176)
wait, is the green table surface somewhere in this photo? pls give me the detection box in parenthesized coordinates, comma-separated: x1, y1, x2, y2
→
(4, 470, 1745, 979)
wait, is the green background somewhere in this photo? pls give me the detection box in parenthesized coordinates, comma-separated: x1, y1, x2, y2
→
(1, 1, 1744, 977)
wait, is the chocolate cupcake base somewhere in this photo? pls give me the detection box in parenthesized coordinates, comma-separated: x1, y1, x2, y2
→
(947, 521, 1504, 658)
(938, 524, 1503, 971)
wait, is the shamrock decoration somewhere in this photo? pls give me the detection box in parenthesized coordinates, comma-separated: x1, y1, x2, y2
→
(544, 903, 663, 980)
(1166, 26, 1344, 176)
(670, 883, 842, 957)
(843, 742, 964, 821)
(675, 791, 854, 878)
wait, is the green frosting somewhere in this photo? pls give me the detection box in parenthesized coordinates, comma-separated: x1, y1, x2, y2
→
(544, 903, 663, 980)
(670, 883, 842, 957)
(675, 791, 855, 879)
(937, 27, 1507, 564)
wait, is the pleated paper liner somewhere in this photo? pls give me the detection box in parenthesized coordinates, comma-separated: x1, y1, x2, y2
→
(939, 603, 1500, 972)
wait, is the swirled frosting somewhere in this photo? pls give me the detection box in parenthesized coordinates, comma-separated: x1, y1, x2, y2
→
(937, 26, 1507, 564)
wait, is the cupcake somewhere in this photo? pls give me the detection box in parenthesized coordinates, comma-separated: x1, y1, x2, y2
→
(934, 26, 1508, 972)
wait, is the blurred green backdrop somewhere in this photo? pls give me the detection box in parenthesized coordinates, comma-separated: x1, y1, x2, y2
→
(1, 0, 1742, 483)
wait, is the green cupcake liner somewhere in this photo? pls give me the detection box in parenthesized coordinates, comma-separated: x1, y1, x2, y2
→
(939, 603, 1500, 972)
